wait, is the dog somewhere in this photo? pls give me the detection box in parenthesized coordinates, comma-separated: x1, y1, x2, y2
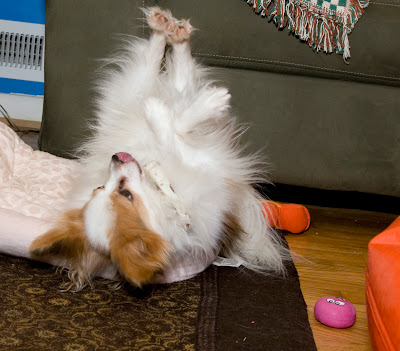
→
(30, 8, 289, 291)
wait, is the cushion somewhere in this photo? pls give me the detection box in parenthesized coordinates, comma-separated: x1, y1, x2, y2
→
(366, 216, 400, 351)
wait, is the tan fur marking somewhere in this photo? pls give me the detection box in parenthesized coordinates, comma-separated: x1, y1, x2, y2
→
(220, 213, 245, 253)
(109, 190, 171, 286)
(30, 209, 87, 259)
(30, 208, 111, 291)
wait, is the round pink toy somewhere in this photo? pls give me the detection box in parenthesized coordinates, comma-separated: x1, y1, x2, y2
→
(314, 296, 356, 328)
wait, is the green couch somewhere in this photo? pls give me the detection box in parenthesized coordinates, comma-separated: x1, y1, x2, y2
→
(40, 0, 400, 197)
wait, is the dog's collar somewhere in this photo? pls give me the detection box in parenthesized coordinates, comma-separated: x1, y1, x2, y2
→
(144, 161, 191, 229)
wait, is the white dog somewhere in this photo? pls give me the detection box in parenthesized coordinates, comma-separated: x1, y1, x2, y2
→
(30, 8, 289, 290)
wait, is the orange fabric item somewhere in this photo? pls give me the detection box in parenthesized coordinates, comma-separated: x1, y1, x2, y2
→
(262, 201, 310, 234)
(366, 216, 400, 351)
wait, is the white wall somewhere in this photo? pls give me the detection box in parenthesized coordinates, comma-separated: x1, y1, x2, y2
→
(0, 93, 43, 122)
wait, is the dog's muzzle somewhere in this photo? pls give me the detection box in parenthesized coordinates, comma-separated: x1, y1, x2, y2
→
(113, 152, 143, 175)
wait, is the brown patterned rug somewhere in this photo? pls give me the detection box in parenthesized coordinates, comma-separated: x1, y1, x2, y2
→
(0, 254, 316, 351)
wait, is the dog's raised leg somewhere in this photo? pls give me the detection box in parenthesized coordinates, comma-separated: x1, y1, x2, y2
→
(164, 15, 232, 134)
(141, 8, 181, 144)
(166, 19, 195, 93)
(144, 9, 232, 136)
(127, 8, 171, 90)
(176, 86, 232, 134)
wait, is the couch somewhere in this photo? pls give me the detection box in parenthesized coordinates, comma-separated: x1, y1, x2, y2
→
(39, 0, 400, 198)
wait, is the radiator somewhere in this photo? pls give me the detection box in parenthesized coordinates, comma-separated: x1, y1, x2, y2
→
(0, 19, 45, 91)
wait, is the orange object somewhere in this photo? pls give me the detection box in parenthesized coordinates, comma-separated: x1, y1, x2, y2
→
(261, 200, 310, 234)
(366, 216, 400, 351)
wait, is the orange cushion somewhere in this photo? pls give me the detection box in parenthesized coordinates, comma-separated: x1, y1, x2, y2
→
(366, 216, 400, 351)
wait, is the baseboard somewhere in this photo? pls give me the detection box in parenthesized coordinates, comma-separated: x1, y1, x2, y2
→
(0, 117, 41, 130)
(258, 183, 400, 215)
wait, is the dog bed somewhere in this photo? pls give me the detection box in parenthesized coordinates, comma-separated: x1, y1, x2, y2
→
(0, 122, 76, 257)
(0, 122, 214, 283)
(366, 216, 400, 351)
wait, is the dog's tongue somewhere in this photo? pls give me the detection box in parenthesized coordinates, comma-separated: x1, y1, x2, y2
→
(115, 152, 135, 163)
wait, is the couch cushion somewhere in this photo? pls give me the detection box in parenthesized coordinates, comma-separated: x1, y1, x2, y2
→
(160, 0, 400, 87)
(219, 67, 400, 196)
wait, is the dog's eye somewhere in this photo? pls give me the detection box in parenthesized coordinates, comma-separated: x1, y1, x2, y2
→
(96, 186, 105, 190)
(119, 189, 133, 201)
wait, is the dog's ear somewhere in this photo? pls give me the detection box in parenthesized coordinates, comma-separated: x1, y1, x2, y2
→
(109, 229, 171, 286)
(30, 209, 87, 260)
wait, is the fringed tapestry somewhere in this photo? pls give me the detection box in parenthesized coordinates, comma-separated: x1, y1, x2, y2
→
(245, 0, 369, 60)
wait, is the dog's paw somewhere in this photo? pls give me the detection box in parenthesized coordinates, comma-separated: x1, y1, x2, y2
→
(168, 20, 193, 44)
(146, 7, 174, 33)
(147, 7, 192, 43)
(202, 87, 231, 117)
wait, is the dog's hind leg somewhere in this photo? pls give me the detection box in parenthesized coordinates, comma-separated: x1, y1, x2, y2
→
(141, 30, 166, 78)
(121, 8, 171, 90)
(158, 13, 231, 134)
(146, 7, 193, 80)
(163, 15, 195, 93)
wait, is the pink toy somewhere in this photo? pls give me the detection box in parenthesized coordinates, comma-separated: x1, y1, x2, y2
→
(314, 296, 356, 329)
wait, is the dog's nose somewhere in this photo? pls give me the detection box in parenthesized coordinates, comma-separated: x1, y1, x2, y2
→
(112, 153, 143, 174)
(112, 154, 124, 164)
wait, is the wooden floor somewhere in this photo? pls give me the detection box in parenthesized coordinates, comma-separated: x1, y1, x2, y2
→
(286, 205, 397, 351)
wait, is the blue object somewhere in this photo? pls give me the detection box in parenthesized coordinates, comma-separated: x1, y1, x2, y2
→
(0, 78, 44, 96)
(0, 0, 46, 24)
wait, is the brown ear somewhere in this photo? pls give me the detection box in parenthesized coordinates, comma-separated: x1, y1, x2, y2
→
(30, 209, 87, 260)
(110, 229, 171, 286)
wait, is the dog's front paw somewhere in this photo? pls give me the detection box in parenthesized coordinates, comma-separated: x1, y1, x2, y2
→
(202, 87, 231, 117)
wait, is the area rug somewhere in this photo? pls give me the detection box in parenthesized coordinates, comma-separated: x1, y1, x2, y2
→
(0, 254, 316, 350)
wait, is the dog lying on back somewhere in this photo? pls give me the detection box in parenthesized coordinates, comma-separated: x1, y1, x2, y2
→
(30, 8, 289, 291)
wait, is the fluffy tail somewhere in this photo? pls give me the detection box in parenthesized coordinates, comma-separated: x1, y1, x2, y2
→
(224, 184, 291, 275)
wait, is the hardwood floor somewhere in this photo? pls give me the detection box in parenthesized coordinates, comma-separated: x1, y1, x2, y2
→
(286, 205, 397, 351)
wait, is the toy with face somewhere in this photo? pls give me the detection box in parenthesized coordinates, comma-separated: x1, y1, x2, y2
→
(314, 296, 357, 328)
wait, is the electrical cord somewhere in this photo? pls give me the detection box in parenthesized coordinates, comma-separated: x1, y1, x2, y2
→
(0, 103, 40, 134)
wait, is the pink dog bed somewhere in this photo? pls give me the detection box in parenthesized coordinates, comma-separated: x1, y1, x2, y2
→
(0, 122, 77, 257)
(0, 123, 212, 284)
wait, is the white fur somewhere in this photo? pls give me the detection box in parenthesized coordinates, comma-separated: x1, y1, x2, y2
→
(68, 8, 289, 275)
(84, 191, 113, 252)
